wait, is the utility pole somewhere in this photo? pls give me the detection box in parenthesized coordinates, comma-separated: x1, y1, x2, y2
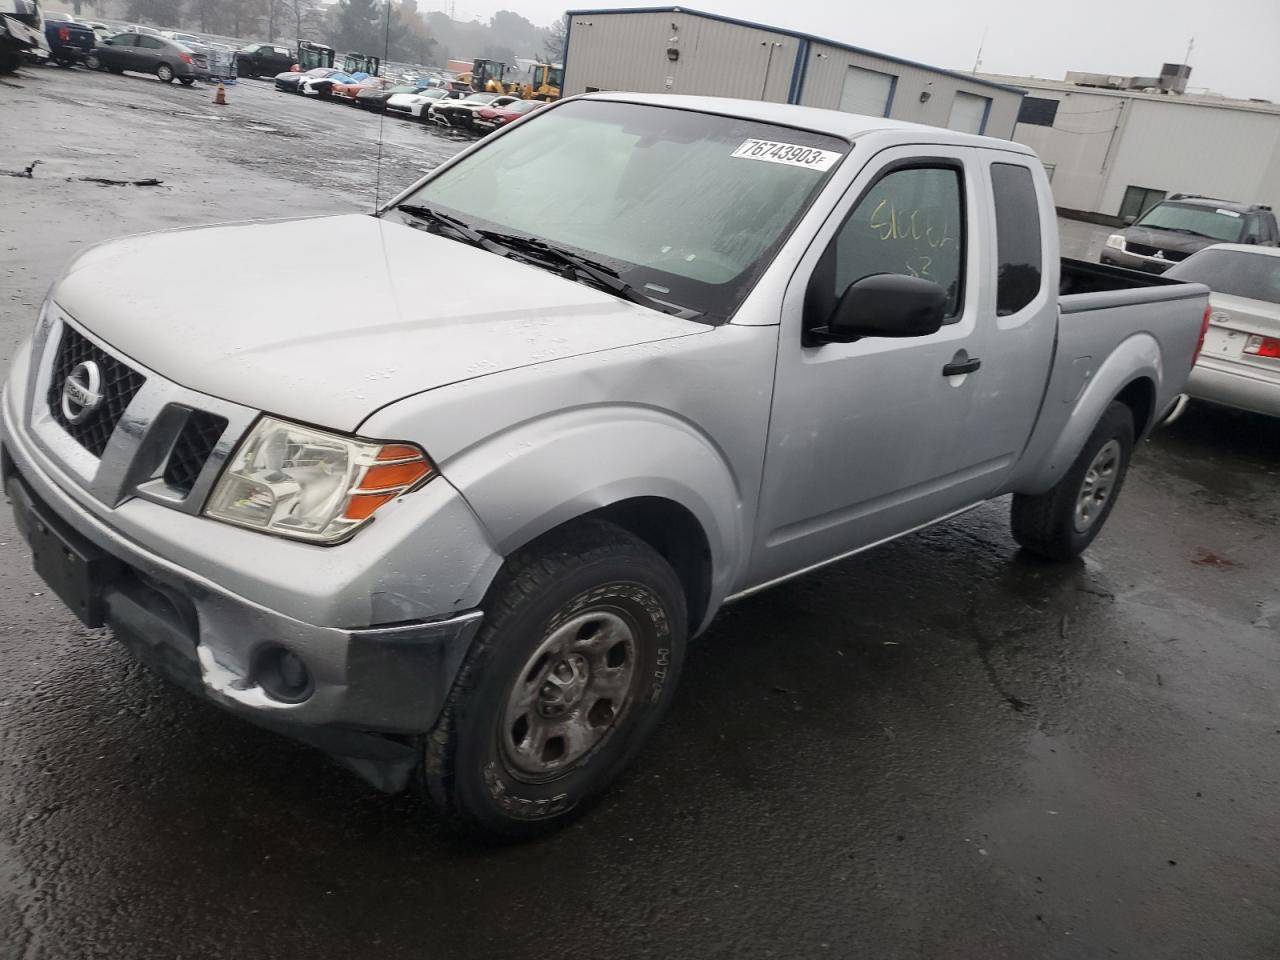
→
(971, 27, 987, 75)
(1183, 36, 1194, 66)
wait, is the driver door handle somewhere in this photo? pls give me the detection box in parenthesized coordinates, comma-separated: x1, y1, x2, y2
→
(942, 357, 981, 376)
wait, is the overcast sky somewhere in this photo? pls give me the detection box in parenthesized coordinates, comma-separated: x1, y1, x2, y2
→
(447, 0, 1280, 102)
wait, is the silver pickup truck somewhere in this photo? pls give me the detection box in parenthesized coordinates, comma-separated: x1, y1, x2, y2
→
(2, 93, 1210, 839)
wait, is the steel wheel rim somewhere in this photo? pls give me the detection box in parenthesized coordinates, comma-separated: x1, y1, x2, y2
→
(158, 65, 172, 81)
(1074, 439, 1122, 532)
(500, 608, 640, 781)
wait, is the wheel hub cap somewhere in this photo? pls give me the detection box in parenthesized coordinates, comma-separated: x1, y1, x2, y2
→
(1074, 439, 1122, 533)
(501, 609, 638, 780)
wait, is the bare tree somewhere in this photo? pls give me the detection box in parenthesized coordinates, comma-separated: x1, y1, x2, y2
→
(543, 14, 566, 63)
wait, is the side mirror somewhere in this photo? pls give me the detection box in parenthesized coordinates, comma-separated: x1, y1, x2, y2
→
(1123, 215, 1136, 226)
(810, 274, 948, 344)
(103, 36, 113, 44)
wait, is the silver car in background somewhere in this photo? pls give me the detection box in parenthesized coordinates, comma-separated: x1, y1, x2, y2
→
(1168, 245, 1280, 417)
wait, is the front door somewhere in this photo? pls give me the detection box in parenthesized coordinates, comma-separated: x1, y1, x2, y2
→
(747, 145, 1047, 589)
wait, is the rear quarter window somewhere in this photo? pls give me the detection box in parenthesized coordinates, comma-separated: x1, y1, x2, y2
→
(990, 163, 1043, 316)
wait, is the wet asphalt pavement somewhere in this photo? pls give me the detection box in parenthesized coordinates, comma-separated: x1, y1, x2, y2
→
(2, 66, 1280, 960)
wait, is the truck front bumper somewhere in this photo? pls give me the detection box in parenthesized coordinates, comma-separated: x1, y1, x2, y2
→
(1, 423, 485, 792)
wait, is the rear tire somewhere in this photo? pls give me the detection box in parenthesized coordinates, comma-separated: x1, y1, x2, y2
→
(0, 48, 18, 74)
(423, 519, 687, 841)
(1011, 401, 1135, 561)
(107, 65, 124, 74)
(156, 62, 174, 83)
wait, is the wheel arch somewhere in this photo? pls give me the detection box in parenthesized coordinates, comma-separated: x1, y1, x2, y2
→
(1014, 333, 1161, 496)
(438, 406, 747, 635)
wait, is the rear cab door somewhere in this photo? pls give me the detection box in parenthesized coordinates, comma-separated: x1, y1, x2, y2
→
(747, 141, 1055, 588)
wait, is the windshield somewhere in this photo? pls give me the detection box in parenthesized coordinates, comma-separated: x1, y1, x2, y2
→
(1167, 249, 1280, 304)
(1136, 202, 1246, 243)
(393, 99, 847, 320)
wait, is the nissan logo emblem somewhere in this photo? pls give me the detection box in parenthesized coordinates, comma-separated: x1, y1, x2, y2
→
(61, 360, 103, 425)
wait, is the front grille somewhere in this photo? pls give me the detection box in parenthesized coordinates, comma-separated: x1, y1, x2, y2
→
(1127, 242, 1190, 262)
(46, 325, 146, 457)
(163, 410, 228, 495)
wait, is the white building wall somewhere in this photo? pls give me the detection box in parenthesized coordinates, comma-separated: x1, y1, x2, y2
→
(1098, 98, 1280, 216)
(562, 10, 1023, 138)
(1007, 82, 1280, 217)
(796, 42, 1021, 137)
(1009, 89, 1120, 212)
(562, 11, 797, 102)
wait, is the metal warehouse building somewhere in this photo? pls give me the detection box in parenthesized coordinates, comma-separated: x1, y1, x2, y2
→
(981, 69, 1280, 221)
(562, 6, 1024, 138)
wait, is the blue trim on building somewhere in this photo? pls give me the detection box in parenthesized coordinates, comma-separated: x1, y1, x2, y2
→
(564, 5, 1026, 96)
(883, 73, 898, 117)
(786, 37, 808, 104)
(978, 94, 992, 135)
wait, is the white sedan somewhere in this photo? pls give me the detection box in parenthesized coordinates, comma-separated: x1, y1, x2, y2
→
(1167, 244, 1280, 417)
(385, 87, 451, 120)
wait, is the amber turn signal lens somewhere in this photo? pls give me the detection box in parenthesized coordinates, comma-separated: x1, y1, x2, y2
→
(343, 492, 398, 521)
(359, 460, 433, 490)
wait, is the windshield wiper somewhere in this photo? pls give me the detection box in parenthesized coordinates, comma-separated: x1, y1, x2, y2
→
(1149, 225, 1210, 238)
(394, 203, 511, 255)
(479, 230, 697, 318)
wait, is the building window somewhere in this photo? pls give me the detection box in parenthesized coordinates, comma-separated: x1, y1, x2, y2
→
(991, 163, 1043, 316)
(948, 91, 990, 134)
(1119, 185, 1166, 223)
(1017, 96, 1059, 127)
(838, 66, 896, 118)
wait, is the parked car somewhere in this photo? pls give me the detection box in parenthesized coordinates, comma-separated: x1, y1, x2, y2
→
(0, 0, 46, 74)
(274, 65, 336, 93)
(300, 69, 354, 97)
(122, 23, 159, 36)
(91, 31, 205, 84)
(2, 94, 1209, 840)
(429, 90, 504, 127)
(88, 21, 112, 45)
(474, 97, 544, 131)
(385, 85, 451, 119)
(354, 81, 421, 112)
(331, 74, 389, 102)
(235, 41, 293, 78)
(161, 30, 205, 48)
(42, 11, 93, 67)
(1102, 195, 1279, 273)
(1165, 245, 1280, 417)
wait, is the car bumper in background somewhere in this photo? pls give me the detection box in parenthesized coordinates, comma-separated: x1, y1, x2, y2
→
(1186, 358, 1280, 418)
(1100, 249, 1177, 274)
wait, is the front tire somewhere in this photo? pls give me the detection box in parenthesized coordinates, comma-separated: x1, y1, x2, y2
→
(423, 519, 687, 840)
(179, 76, 193, 86)
(1011, 401, 1135, 560)
(156, 62, 174, 83)
(84, 52, 100, 70)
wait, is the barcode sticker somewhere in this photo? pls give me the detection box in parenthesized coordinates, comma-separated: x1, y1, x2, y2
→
(731, 139, 843, 171)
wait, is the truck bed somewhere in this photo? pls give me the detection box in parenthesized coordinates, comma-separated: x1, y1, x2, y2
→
(1059, 257, 1184, 306)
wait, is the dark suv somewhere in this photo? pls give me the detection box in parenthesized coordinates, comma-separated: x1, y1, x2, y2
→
(1101, 195, 1279, 273)
(235, 42, 295, 78)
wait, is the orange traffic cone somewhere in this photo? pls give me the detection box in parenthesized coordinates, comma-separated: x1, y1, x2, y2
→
(213, 83, 227, 106)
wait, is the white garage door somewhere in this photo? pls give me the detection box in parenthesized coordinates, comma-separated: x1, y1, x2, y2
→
(948, 91, 990, 134)
(839, 66, 895, 118)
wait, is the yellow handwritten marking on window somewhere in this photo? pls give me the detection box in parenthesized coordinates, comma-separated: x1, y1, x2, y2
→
(868, 199, 958, 248)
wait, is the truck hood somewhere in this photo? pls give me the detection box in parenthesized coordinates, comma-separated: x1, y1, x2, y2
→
(51, 214, 707, 431)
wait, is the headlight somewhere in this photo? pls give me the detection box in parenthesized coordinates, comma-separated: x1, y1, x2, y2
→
(1105, 234, 1126, 251)
(204, 417, 434, 544)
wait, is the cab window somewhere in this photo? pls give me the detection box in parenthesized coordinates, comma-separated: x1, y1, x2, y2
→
(831, 165, 965, 321)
